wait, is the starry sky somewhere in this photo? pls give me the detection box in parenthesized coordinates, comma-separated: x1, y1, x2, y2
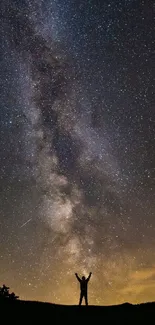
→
(0, 0, 155, 305)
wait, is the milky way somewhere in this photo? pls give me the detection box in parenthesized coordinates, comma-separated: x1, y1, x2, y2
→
(0, 0, 155, 305)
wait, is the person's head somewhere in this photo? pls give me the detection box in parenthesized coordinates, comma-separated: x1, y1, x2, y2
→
(82, 276, 86, 280)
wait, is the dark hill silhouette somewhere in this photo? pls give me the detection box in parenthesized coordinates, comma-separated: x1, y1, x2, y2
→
(1, 298, 155, 321)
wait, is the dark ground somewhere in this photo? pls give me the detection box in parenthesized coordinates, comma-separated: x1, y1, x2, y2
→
(1, 299, 155, 321)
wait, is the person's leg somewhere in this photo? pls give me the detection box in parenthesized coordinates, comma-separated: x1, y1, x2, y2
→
(79, 292, 83, 305)
(84, 292, 88, 306)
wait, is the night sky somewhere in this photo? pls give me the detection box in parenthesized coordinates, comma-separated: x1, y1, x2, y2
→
(0, 0, 155, 305)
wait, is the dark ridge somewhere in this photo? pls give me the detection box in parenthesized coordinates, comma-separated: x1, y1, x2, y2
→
(1, 298, 155, 320)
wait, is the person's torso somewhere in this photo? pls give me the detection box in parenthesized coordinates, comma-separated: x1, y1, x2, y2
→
(80, 280, 87, 291)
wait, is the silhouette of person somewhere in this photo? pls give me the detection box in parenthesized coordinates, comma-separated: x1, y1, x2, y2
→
(75, 272, 92, 306)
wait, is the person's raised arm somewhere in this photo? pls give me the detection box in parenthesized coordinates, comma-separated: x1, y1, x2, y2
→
(75, 273, 81, 282)
(86, 272, 92, 282)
